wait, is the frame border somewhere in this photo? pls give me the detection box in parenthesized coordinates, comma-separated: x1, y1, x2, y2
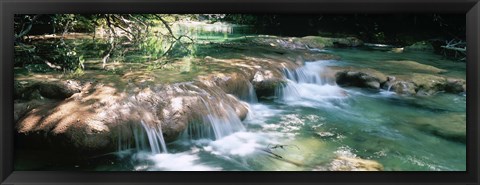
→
(1, 0, 479, 184)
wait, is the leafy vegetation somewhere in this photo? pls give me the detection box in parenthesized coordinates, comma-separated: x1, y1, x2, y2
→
(14, 14, 466, 75)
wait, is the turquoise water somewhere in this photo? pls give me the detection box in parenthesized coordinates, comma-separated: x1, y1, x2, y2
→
(107, 52, 464, 171)
(142, 60, 465, 171)
(14, 23, 466, 171)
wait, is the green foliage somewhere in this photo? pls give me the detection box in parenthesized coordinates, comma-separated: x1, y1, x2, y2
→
(222, 14, 258, 25)
(140, 36, 165, 59)
(51, 41, 82, 71)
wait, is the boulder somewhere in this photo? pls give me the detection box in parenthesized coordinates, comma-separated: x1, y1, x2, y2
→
(391, 74, 466, 96)
(335, 68, 387, 89)
(15, 80, 82, 100)
(445, 78, 466, 93)
(389, 81, 417, 95)
(252, 70, 286, 98)
(408, 73, 447, 95)
(16, 80, 251, 152)
(37, 80, 82, 99)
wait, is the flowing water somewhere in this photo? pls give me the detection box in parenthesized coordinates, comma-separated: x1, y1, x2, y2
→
(14, 23, 466, 171)
(123, 57, 464, 171)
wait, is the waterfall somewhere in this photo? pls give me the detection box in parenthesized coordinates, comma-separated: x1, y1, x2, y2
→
(276, 60, 347, 106)
(184, 97, 246, 140)
(204, 103, 246, 139)
(387, 83, 393, 91)
(122, 81, 251, 155)
(246, 81, 258, 103)
(141, 120, 168, 154)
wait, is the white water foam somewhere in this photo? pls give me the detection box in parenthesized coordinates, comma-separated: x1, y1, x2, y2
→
(148, 152, 222, 171)
(245, 103, 282, 125)
(276, 60, 348, 108)
(203, 131, 274, 157)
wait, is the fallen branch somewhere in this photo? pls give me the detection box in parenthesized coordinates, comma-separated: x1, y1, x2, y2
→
(440, 46, 466, 52)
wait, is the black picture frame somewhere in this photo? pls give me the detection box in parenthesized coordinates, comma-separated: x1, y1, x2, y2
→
(1, 0, 479, 184)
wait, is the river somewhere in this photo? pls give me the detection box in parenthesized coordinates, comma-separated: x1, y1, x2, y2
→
(14, 22, 466, 171)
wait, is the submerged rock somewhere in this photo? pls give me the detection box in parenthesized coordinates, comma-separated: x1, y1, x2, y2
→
(411, 113, 466, 143)
(384, 60, 447, 74)
(314, 156, 384, 171)
(329, 156, 384, 171)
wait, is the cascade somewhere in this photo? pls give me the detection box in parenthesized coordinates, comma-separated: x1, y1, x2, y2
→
(245, 81, 258, 103)
(141, 120, 168, 154)
(276, 60, 347, 104)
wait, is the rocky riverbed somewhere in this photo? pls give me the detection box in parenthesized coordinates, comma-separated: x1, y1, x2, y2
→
(14, 35, 466, 171)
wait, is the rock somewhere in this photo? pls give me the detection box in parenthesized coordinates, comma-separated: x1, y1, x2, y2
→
(329, 156, 384, 171)
(229, 96, 249, 120)
(384, 60, 446, 74)
(14, 99, 56, 123)
(15, 41, 337, 154)
(252, 71, 286, 98)
(388, 73, 467, 95)
(331, 37, 364, 48)
(328, 64, 463, 96)
(445, 78, 466, 93)
(408, 73, 447, 95)
(390, 81, 417, 95)
(201, 72, 252, 101)
(298, 53, 341, 62)
(382, 76, 396, 90)
(384, 74, 466, 96)
(335, 68, 387, 89)
(37, 80, 82, 99)
(17, 85, 126, 151)
(314, 156, 384, 171)
(405, 41, 434, 51)
(199, 56, 299, 99)
(16, 79, 252, 152)
(15, 80, 82, 100)
(411, 113, 466, 143)
(250, 35, 363, 51)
